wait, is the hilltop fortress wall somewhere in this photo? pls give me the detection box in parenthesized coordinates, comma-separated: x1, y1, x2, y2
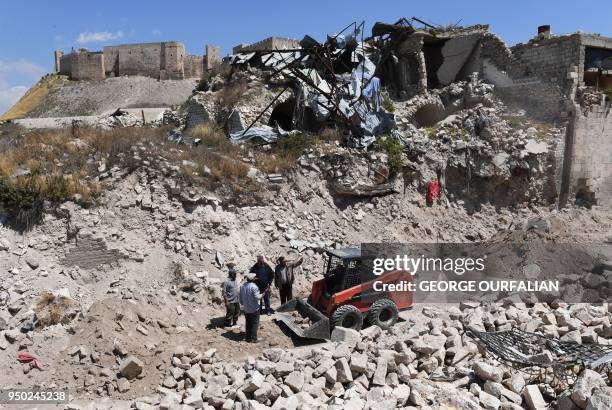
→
(54, 42, 220, 81)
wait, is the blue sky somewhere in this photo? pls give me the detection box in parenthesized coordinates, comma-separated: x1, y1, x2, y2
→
(2, 0, 612, 114)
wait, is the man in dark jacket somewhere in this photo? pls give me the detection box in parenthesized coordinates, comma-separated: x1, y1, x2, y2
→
(249, 255, 274, 315)
(274, 256, 304, 305)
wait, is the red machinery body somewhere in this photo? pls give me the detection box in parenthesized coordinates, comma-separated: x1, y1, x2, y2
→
(276, 247, 414, 339)
(309, 269, 414, 317)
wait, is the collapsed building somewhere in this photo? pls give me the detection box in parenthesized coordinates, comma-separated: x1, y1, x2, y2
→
(217, 19, 611, 208)
(53, 42, 221, 81)
(232, 36, 301, 54)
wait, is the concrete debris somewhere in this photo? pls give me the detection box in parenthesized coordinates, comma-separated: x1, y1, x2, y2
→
(0, 14, 611, 410)
(119, 355, 144, 380)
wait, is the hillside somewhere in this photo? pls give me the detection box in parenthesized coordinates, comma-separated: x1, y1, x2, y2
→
(1, 75, 198, 120)
(0, 75, 63, 121)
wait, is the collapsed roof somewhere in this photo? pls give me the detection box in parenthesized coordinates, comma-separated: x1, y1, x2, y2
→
(224, 18, 497, 147)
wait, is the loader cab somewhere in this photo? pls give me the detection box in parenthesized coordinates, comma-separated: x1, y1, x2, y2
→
(323, 248, 371, 294)
(310, 248, 374, 313)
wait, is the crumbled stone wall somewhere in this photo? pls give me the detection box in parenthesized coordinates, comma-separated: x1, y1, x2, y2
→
(61, 235, 124, 269)
(566, 103, 612, 206)
(494, 79, 565, 120)
(232, 37, 301, 54)
(511, 34, 582, 89)
(507, 33, 612, 206)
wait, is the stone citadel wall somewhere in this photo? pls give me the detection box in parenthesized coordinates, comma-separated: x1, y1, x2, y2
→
(55, 42, 220, 81)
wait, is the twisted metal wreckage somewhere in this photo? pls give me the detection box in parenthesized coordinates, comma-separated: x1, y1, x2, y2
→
(467, 327, 612, 388)
(226, 21, 397, 147)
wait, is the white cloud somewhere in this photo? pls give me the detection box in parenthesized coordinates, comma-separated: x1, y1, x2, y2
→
(0, 84, 28, 115)
(76, 30, 124, 44)
(152, 29, 162, 36)
(0, 60, 46, 79)
(0, 60, 47, 116)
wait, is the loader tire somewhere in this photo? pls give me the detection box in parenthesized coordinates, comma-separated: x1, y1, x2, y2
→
(367, 298, 398, 330)
(331, 304, 363, 331)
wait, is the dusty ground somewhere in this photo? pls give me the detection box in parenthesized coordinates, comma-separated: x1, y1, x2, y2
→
(1, 166, 610, 400)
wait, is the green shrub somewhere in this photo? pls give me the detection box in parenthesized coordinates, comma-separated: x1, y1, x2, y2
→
(196, 71, 214, 92)
(0, 176, 43, 226)
(374, 136, 403, 174)
(0, 175, 76, 227)
(44, 175, 70, 202)
(382, 95, 395, 113)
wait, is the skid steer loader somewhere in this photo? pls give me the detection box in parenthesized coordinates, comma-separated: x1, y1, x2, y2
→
(276, 247, 413, 340)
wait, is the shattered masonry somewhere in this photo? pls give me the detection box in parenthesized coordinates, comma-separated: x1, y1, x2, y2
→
(224, 20, 612, 207)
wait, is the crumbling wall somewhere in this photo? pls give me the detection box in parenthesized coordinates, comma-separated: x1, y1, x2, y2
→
(479, 34, 566, 120)
(437, 33, 482, 86)
(381, 36, 426, 99)
(233, 37, 300, 53)
(61, 235, 124, 269)
(511, 35, 582, 89)
(563, 103, 612, 206)
(70, 51, 105, 81)
(494, 79, 565, 120)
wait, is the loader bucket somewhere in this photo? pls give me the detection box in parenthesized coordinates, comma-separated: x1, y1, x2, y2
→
(275, 298, 330, 340)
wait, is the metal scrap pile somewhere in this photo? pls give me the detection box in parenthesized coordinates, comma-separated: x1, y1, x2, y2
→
(227, 22, 394, 147)
(467, 327, 612, 386)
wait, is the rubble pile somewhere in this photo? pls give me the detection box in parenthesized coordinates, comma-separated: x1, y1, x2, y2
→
(289, 311, 313, 330)
(110, 302, 612, 410)
(169, 21, 567, 208)
(2, 15, 612, 410)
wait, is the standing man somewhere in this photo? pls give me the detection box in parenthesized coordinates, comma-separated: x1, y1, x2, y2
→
(221, 263, 240, 328)
(239, 273, 262, 343)
(274, 255, 304, 305)
(249, 255, 274, 315)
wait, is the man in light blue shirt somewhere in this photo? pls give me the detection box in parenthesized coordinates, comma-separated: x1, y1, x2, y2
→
(239, 273, 262, 342)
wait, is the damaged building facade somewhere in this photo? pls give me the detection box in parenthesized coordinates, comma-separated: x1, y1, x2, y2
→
(510, 29, 612, 207)
(224, 20, 611, 207)
(382, 23, 612, 206)
(54, 41, 221, 81)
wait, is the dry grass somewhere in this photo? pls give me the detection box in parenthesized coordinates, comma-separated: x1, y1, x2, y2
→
(34, 292, 78, 327)
(217, 80, 248, 110)
(0, 75, 63, 121)
(37, 292, 56, 307)
(0, 118, 340, 220)
(186, 122, 236, 153)
(0, 126, 171, 226)
(253, 132, 327, 173)
(318, 127, 343, 142)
